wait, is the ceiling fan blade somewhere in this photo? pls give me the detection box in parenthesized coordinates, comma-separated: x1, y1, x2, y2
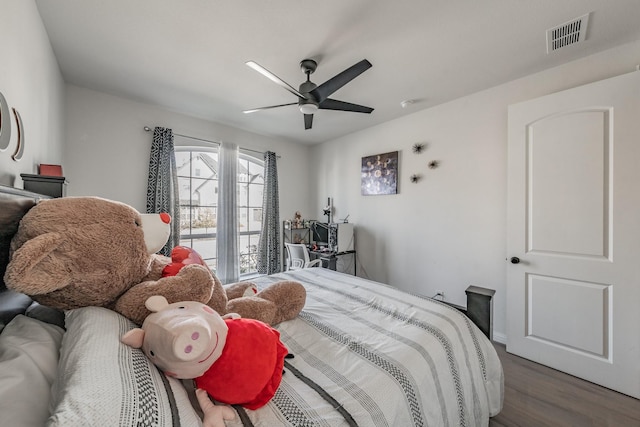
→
(319, 98, 374, 114)
(304, 114, 313, 130)
(310, 59, 372, 103)
(246, 61, 306, 99)
(243, 102, 297, 114)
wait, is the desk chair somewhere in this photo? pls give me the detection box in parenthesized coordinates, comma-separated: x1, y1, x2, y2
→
(285, 243, 322, 270)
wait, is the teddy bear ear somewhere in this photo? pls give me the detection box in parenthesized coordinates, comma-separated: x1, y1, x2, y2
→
(4, 232, 71, 295)
(121, 328, 145, 349)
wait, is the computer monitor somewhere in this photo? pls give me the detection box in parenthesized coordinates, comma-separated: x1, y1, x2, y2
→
(311, 221, 329, 246)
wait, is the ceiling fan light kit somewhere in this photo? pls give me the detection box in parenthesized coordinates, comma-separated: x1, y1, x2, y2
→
(244, 58, 374, 130)
(299, 102, 319, 114)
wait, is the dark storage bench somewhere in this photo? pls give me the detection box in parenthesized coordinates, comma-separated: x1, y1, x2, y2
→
(20, 174, 67, 198)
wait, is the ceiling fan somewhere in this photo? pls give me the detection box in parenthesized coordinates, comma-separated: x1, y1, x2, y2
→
(243, 58, 374, 130)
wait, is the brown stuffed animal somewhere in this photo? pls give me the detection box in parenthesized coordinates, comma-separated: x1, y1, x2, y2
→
(4, 197, 306, 326)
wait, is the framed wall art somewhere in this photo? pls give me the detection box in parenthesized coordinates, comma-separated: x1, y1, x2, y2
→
(361, 150, 398, 195)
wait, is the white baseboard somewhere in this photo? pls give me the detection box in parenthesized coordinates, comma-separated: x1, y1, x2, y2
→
(492, 331, 506, 344)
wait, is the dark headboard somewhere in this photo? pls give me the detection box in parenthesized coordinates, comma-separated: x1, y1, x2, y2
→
(0, 185, 64, 326)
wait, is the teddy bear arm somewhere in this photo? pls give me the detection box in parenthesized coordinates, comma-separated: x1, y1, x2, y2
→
(142, 253, 172, 281)
(254, 281, 306, 325)
(223, 281, 306, 326)
(223, 281, 258, 300)
(204, 275, 229, 316)
(225, 297, 278, 326)
(115, 265, 215, 325)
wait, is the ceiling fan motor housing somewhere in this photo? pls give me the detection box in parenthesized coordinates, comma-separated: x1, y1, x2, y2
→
(299, 60, 319, 111)
(298, 80, 319, 112)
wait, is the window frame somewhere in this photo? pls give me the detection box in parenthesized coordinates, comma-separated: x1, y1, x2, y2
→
(175, 145, 264, 276)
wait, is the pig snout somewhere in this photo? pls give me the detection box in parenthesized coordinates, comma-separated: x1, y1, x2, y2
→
(172, 322, 214, 362)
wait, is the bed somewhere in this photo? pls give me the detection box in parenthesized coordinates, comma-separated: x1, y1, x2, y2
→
(0, 186, 503, 426)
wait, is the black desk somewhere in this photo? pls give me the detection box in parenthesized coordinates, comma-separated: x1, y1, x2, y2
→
(309, 249, 356, 275)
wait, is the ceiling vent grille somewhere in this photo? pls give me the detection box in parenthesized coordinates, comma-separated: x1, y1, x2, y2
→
(546, 13, 590, 53)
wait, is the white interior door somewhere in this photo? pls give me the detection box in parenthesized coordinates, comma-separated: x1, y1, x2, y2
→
(506, 71, 640, 398)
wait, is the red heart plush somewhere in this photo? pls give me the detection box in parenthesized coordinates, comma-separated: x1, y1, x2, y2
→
(162, 246, 208, 277)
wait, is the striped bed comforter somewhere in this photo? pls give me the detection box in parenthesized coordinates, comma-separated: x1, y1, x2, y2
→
(229, 268, 504, 427)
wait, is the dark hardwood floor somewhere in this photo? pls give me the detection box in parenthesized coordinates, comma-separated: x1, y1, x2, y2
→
(489, 343, 640, 427)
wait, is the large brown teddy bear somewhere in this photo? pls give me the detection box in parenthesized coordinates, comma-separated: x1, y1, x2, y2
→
(3, 197, 306, 326)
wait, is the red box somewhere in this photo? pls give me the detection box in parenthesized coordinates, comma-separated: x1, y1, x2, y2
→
(38, 164, 63, 177)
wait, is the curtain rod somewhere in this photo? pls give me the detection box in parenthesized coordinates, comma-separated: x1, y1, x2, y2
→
(143, 126, 279, 158)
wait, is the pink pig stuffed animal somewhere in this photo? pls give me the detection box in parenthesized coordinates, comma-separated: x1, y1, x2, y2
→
(121, 295, 288, 427)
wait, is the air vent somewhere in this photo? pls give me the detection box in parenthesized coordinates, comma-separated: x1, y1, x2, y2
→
(546, 13, 590, 53)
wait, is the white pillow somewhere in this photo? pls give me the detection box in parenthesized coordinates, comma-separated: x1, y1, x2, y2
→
(0, 315, 64, 427)
(47, 306, 202, 427)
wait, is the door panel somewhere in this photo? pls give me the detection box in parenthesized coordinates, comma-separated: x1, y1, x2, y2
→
(528, 110, 609, 258)
(527, 274, 610, 358)
(507, 71, 640, 398)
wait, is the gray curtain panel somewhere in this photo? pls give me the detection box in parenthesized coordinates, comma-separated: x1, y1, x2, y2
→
(257, 151, 281, 274)
(216, 142, 240, 284)
(146, 127, 180, 256)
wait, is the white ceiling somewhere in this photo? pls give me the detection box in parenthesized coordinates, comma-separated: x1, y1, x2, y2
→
(35, 0, 640, 145)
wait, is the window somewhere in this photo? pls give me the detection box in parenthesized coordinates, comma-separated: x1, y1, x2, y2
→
(175, 148, 264, 276)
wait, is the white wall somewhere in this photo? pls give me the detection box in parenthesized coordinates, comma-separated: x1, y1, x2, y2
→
(312, 39, 640, 341)
(0, 0, 65, 187)
(12, 0, 640, 340)
(64, 85, 312, 217)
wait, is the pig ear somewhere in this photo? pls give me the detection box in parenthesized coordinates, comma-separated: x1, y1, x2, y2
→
(145, 295, 169, 312)
(121, 328, 145, 348)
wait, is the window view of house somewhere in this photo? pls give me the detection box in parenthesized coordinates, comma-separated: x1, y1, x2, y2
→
(175, 149, 264, 275)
